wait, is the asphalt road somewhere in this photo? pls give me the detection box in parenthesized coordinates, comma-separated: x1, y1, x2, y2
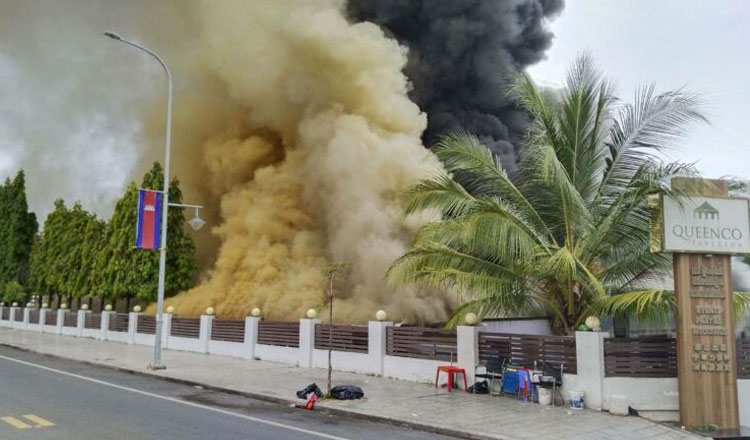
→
(0, 346, 459, 440)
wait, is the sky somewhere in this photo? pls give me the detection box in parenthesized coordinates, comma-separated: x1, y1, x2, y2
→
(2, 1, 750, 221)
(529, 0, 750, 180)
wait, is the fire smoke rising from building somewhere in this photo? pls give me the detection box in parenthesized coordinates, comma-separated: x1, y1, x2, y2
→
(349, 0, 564, 168)
(0, 0, 560, 322)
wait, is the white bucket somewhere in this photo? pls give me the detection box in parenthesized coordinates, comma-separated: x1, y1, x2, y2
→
(538, 387, 552, 405)
(569, 390, 585, 409)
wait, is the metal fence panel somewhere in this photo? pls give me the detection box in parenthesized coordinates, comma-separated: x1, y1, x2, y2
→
(258, 321, 299, 347)
(315, 324, 368, 353)
(84, 313, 101, 329)
(604, 337, 677, 377)
(386, 327, 457, 362)
(137, 316, 156, 334)
(108, 313, 129, 332)
(211, 319, 245, 343)
(478, 332, 577, 374)
(170, 318, 200, 339)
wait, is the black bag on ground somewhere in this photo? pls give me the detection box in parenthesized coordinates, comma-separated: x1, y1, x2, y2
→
(296, 383, 323, 399)
(467, 380, 489, 394)
(330, 385, 364, 400)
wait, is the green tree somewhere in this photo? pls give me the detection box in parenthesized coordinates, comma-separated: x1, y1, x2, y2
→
(94, 162, 196, 302)
(2, 280, 26, 304)
(0, 170, 38, 290)
(387, 55, 749, 333)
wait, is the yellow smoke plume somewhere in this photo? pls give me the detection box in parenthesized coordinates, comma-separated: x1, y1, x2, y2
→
(140, 0, 455, 323)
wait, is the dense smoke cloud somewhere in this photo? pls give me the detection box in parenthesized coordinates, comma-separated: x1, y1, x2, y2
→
(349, 0, 564, 168)
(0, 0, 561, 322)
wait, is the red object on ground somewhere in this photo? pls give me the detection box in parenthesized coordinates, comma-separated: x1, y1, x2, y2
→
(303, 393, 318, 410)
(435, 366, 468, 392)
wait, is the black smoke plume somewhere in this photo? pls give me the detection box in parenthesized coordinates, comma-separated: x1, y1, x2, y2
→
(349, 0, 564, 168)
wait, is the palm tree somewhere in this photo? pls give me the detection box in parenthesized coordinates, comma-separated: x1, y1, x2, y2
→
(387, 55, 750, 334)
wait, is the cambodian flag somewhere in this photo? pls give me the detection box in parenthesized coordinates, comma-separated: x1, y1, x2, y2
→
(135, 189, 163, 250)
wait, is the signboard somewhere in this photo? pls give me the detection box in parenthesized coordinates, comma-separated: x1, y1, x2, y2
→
(655, 178, 741, 430)
(135, 189, 163, 250)
(656, 195, 750, 254)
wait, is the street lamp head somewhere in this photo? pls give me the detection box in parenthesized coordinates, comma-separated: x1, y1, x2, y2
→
(188, 210, 206, 231)
(104, 31, 122, 41)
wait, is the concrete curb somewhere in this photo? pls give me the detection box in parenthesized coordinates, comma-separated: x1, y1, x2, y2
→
(0, 341, 506, 440)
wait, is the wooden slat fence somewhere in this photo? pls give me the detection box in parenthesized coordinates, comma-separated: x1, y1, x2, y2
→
(108, 313, 129, 332)
(315, 324, 368, 353)
(1, 308, 8, 320)
(170, 317, 200, 339)
(137, 316, 156, 334)
(29, 309, 40, 324)
(258, 321, 299, 347)
(45, 310, 57, 326)
(211, 319, 245, 343)
(604, 337, 677, 377)
(84, 313, 101, 329)
(478, 332, 577, 374)
(738, 339, 750, 380)
(63, 312, 77, 327)
(386, 327, 457, 361)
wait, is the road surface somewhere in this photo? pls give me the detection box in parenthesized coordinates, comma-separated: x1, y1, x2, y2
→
(0, 346, 460, 439)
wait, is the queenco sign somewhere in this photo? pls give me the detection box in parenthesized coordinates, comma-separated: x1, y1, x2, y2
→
(650, 178, 745, 431)
(657, 196, 750, 254)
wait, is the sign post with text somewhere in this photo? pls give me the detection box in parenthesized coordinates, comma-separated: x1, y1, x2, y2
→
(651, 177, 745, 430)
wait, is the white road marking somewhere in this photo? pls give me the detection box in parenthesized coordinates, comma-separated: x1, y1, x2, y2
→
(0, 354, 351, 440)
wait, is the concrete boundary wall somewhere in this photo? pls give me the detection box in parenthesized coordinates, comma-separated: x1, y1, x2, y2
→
(0, 306, 747, 426)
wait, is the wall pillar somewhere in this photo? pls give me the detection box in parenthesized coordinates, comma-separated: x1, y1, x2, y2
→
(56, 310, 66, 334)
(162, 313, 172, 349)
(199, 315, 213, 354)
(39, 308, 48, 332)
(128, 312, 139, 344)
(101, 311, 113, 340)
(9, 307, 18, 328)
(575, 331, 606, 410)
(244, 317, 260, 360)
(77, 310, 90, 337)
(22, 307, 31, 329)
(299, 318, 321, 368)
(368, 320, 392, 375)
(457, 325, 479, 384)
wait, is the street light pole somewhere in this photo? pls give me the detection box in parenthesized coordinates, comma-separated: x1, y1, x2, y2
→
(105, 31, 172, 369)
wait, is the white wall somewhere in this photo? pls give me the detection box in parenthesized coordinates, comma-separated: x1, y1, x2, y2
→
(167, 336, 202, 353)
(739, 379, 750, 427)
(134, 333, 156, 346)
(479, 319, 552, 336)
(255, 344, 298, 365)
(603, 377, 679, 413)
(383, 356, 445, 384)
(312, 349, 373, 375)
(209, 340, 246, 359)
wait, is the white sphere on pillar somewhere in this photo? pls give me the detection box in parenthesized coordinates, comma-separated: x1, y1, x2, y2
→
(104, 304, 113, 311)
(133, 305, 142, 313)
(306, 309, 317, 319)
(166, 306, 175, 314)
(251, 307, 261, 317)
(205, 307, 215, 316)
(375, 310, 387, 321)
(584, 316, 601, 331)
(464, 312, 479, 326)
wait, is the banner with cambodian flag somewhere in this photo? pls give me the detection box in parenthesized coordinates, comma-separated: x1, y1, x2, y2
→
(135, 189, 163, 250)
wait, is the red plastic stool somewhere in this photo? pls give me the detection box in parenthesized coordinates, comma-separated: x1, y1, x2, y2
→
(435, 366, 468, 392)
